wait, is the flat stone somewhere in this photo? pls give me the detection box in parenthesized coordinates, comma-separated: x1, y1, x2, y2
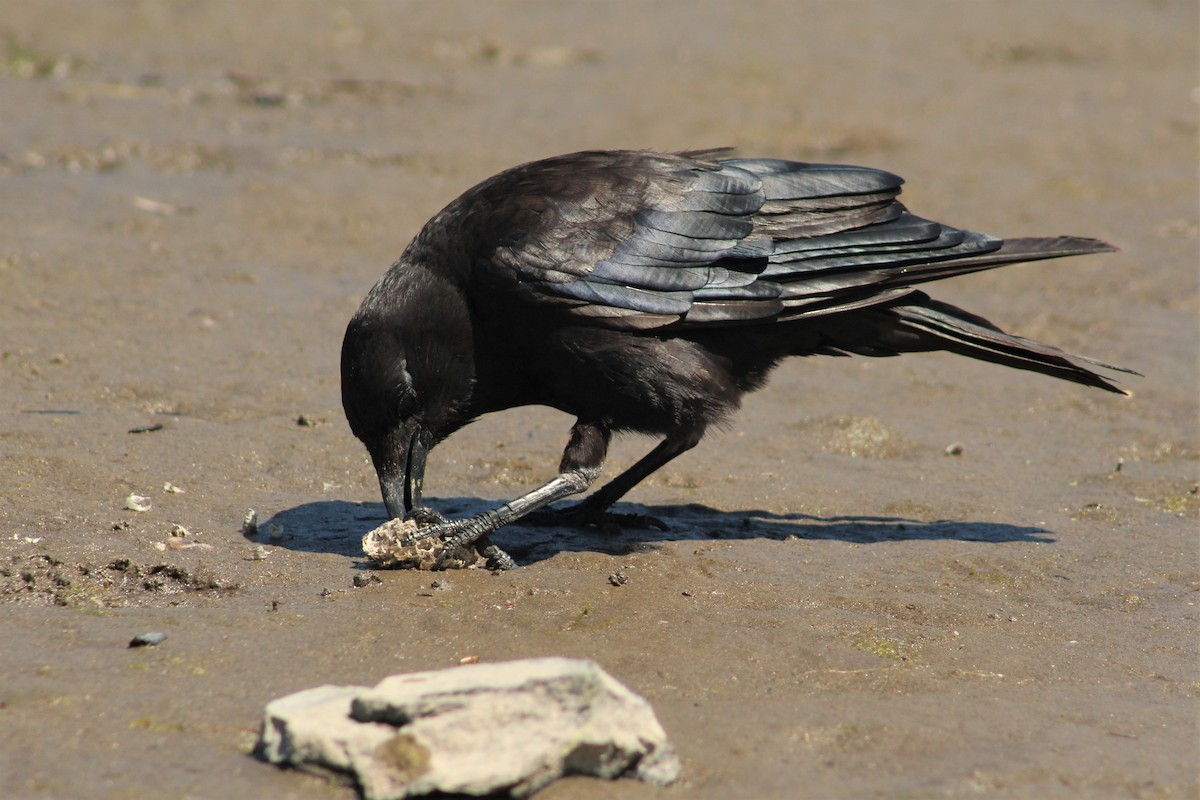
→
(256, 657, 680, 798)
(256, 685, 396, 786)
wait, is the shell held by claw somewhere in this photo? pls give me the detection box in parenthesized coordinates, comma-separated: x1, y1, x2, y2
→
(362, 517, 487, 570)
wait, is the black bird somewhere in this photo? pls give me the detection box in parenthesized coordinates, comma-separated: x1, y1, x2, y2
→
(341, 149, 1132, 568)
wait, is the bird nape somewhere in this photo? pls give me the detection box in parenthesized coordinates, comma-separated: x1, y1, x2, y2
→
(340, 148, 1136, 569)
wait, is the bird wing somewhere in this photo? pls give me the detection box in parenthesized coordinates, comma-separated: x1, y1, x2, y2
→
(476, 150, 1094, 331)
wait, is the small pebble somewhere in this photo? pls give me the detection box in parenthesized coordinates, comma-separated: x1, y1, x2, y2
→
(459, 655, 480, 665)
(353, 573, 382, 588)
(265, 522, 284, 541)
(169, 524, 190, 537)
(125, 494, 152, 513)
(129, 632, 167, 648)
(163, 482, 185, 494)
(945, 442, 965, 456)
(608, 572, 628, 587)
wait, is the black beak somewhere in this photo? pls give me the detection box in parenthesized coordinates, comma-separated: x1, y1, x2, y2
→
(378, 422, 429, 520)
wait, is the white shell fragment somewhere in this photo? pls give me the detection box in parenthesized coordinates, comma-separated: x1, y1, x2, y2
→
(256, 658, 681, 799)
(131, 195, 191, 216)
(241, 509, 259, 536)
(124, 493, 152, 512)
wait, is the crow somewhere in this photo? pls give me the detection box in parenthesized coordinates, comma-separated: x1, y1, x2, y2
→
(341, 149, 1133, 568)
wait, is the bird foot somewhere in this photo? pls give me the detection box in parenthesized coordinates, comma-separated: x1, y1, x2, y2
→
(364, 507, 518, 571)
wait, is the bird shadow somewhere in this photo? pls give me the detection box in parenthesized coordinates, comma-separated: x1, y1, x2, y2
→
(254, 497, 1054, 565)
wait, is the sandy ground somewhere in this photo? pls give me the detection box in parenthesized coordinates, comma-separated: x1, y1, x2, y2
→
(1, 2, 1197, 798)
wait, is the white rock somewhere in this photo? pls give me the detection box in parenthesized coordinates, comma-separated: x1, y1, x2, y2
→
(257, 685, 396, 786)
(256, 658, 681, 798)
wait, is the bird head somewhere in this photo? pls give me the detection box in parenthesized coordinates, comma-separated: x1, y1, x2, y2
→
(340, 265, 474, 519)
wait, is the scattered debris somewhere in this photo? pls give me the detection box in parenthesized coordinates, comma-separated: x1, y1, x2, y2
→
(352, 573, 382, 588)
(256, 658, 680, 798)
(416, 577, 453, 597)
(137, 563, 239, 594)
(124, 494, 152, 513)
(221, 70, 416, 108)
(129, 632, 167, 648)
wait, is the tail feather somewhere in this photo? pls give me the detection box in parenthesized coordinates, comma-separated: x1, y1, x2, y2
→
(885, 298, 1137, 394)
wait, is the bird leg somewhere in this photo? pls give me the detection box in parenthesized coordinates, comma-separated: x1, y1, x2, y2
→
(404, 465, 602, 567)
(553, 433, 700, 530)
(397, 420, 610, 567)
(400, 422, 704, 565)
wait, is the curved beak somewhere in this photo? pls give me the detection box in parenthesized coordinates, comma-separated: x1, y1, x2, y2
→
(377, 422, 430, 520)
